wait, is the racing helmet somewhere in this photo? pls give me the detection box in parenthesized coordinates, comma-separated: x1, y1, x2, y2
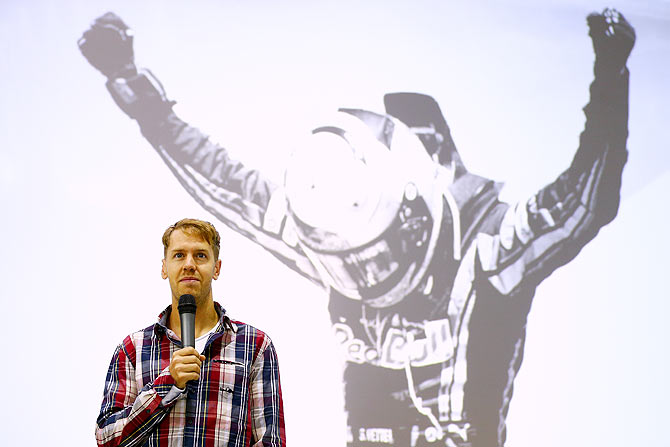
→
(284, 109, 446, 308)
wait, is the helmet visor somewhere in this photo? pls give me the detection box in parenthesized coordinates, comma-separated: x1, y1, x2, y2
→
(298, 194, 433, 300)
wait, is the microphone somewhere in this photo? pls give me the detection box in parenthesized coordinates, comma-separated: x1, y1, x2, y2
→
(178, 294, 197, 348)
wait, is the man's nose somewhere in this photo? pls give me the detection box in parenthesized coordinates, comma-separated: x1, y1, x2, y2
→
(183, 254, 196, 270)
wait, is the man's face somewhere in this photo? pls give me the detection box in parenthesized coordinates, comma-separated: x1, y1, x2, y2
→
(161, 229, 221, 305)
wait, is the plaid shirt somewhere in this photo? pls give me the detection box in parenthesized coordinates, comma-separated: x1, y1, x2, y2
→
(95, 302, 285, 447)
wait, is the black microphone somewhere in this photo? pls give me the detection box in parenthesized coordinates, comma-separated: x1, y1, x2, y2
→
(178, 294, 197, 348)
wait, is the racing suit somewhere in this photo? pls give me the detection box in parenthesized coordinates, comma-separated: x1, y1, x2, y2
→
(81, 11, 631, 447)
(120, 63, 628, 447)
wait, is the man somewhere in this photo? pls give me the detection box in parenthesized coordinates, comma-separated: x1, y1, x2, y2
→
(81, 9, 634, 447)
(95, 219, 285, 447)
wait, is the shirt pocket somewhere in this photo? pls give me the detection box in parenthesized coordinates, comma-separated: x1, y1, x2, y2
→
(210, 358, 249, 424)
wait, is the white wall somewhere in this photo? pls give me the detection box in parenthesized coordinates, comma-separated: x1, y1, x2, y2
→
(0, 1, 668, 445)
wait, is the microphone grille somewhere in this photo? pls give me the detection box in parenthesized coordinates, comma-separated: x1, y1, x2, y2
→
(178, 294, 197, 314)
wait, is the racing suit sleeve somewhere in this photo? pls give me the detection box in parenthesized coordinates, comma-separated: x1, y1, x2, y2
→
(95, 336, 181, 447)
(139, 107, 322, 286)
(78, 12, 320, 285)
(249, 338, 286, 446)
(474, 63, 631, 296)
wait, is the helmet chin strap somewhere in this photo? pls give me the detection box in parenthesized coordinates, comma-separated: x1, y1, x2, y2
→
(436, 162, 461, 261)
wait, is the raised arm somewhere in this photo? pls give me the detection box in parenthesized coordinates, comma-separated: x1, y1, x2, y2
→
(78, 12, 322, 286)
(475, 9, 635, 295)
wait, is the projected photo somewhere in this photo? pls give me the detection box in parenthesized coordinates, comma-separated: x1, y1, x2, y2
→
(79, 9, 635, 447)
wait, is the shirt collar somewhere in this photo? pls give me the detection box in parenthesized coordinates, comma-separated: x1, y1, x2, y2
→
(154, 301, 236, 337)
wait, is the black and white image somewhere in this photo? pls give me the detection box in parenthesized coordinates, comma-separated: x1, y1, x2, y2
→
(1, 1, 669, 446)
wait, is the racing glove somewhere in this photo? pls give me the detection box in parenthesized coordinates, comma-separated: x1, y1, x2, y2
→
(587, 8, 636, 77)
(78, 12, 174, 121)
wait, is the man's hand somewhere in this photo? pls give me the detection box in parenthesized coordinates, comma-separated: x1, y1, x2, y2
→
(587, 8, 635, 75)
(78, 12, 137, 79)
(170, 347, 206, 388)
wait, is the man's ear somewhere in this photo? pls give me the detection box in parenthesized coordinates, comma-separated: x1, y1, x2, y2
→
(213, 259, 222, 280)
(161, 259, 168, 279)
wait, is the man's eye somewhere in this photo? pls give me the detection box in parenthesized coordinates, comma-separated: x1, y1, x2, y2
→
(174, 253, 184, 258)
(196, 253, 207, 259)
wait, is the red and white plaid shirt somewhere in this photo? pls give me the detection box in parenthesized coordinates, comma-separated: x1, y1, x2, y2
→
(95, 302, 285, 447)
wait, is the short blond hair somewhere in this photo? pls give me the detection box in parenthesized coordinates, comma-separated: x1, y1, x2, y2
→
(162, 218, 221, 260)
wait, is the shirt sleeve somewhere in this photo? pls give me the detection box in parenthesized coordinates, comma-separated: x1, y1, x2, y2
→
(249, 337, 286, 447)
(475, 67, 630, 295)
(95, 336, 180, 447)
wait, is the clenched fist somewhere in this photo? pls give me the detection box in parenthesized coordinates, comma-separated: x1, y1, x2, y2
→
(587, 8, 636, 75)
(170, 347, 206, 388)
(78, 12, 137, 79)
